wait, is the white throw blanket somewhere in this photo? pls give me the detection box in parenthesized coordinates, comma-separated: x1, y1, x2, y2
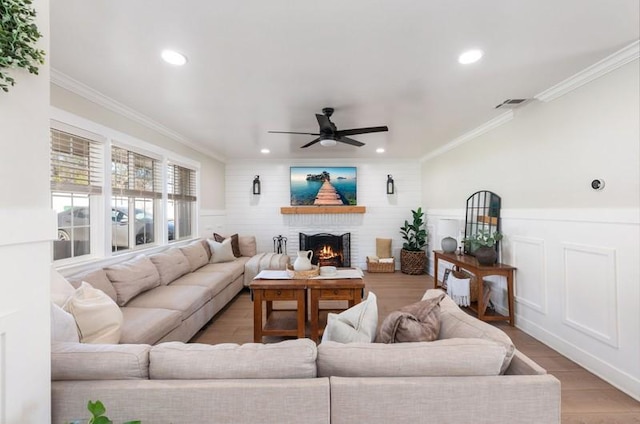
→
(244, 253, 289, 285)
(447, 274, 471, 307)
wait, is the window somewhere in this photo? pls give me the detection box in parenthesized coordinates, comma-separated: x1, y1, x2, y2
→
(51, 128, 102, 260)
(167, 163, 196, 241)
(111, 146, 162, 252)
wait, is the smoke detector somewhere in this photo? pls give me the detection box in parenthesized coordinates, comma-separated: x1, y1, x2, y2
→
(495, 99, 531, 109)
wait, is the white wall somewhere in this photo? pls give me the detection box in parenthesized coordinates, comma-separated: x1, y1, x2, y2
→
(422, 60, 640, 400)
(0, 0, 53, 421)
(224, 159, 422, 269)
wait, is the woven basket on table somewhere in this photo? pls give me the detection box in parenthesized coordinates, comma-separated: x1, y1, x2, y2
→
(366, 257, 395, 273)
(400, 249, 426, 275)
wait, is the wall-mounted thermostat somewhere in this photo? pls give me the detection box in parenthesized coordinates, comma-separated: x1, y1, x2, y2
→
(591, 179, 605, 190)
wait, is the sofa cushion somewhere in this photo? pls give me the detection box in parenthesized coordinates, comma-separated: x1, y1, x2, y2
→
(196, 260, 245, 282)
(207, 238, 236, 263)
(51, 303, 79, 343)
(376, 293, 444, 343)
(423, 289, 515, 373)
(67, 268, 118, 303)
(213, 233, 242, 257)
(149, 248, 191, 285)
(105, 255, 161, 306)
(119, 307, 182, 345)
(51, 270, 76, 307)
(64, 282, 123, 344)
(238, 235, 257, 257)
(51, 342, 150, 381)
(179, 240, 209, 272)
(170, 270, 233, 298)
(125, 285, 210, 320)
(322, 292, 378, 344)
(149, 339, 317, 379)
(317, 338, 506, 377)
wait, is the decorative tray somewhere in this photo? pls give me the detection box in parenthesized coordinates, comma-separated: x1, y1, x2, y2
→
(286, 264, 320, 279)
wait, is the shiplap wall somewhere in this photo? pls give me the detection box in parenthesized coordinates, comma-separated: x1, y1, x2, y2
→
(224, 159, 421, 269)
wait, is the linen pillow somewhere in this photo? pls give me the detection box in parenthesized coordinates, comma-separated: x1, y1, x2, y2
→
(149, 248, 191, 285)
(67, 268, 118, 303)
(51, 302, 79, 343)
(375, 238, 392, 258)
(376, 292, 444, 343)
(105, 255, 161, 306)
(64, 282, 123, 344)
(51, 269, 76, 307)
(207, 238, 236, 264)
(321, 291, 378, 343)
(238, 235, 257, 257)
(179, 240, 209, 271)
(213, 233, 241, 257)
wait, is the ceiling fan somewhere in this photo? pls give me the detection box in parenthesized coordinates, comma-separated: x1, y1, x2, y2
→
(268, 107, 389, 148)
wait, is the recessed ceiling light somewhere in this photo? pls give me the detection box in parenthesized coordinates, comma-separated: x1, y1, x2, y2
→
(161, 49, 187, 66)
(376, 148, 385, 153)
(458, 49, 483, 65)
(260, 148, 270, 154)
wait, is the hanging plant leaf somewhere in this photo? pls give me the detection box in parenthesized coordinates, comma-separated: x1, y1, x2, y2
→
(0, 0, 46, 92)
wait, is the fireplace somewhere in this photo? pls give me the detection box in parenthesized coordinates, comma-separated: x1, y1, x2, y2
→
(299, 232, 351, 267)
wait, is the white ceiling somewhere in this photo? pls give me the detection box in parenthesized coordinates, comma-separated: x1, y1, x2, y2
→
(50, 1, 640, 161)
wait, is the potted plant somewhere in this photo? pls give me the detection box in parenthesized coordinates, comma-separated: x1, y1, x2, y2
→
(399, 207, 427, 274)
(67, 400, 140, 424)
(463, 229, 503, 266)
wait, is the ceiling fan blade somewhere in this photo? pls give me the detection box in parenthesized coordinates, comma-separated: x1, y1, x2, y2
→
(301, 137, 321, 148)
(337, 136, 365, 147)
(316, 114, 334, 133)
(336, 126, 389, 137)
(268, 131, 320, 136)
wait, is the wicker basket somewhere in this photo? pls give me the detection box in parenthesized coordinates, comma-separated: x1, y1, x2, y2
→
(286, 264, 320, 279)
(366, 257, 395, 273)
(400, 249, 426, 275)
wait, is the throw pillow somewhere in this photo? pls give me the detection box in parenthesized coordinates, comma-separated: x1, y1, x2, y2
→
(149, 248, 191, 285)
(104, 255, 161, 306)
(238, 235, 257, 257)
(376, 292, 445, 343)
(67, 268, 118, 303)
(50, 302, 79, 343)
(51, 269, 76, 307)
(64, 282, 123, 344)
(321, 291, 378, 343)
(213, 233, 241, 257)
(207, 238, 236, 263)
(179, 240, 209, 271)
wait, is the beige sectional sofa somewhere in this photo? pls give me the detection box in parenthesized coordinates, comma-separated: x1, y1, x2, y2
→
(63, 236, 288, 345)
(51, 289, 561, 424)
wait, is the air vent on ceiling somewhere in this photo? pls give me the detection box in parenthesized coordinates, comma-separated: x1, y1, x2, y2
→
(495, 98, 531, 109)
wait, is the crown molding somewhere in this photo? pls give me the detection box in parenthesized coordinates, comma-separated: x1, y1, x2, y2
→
(420, 110, 513, 163)
(535, 40, 640, 103)
(50, 69, 227, 163)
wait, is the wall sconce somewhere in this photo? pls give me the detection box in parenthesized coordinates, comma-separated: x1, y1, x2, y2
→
(386, 174, 395, 194)
(252, 175, 261, 195)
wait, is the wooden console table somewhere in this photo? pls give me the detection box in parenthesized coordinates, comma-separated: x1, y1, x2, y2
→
(433, 250, 516, 326)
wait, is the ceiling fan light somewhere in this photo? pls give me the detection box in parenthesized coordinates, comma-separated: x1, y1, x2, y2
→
(320, 138, 337, 147)
(161, 49, 187, 66)
(458, 49, 483, 65)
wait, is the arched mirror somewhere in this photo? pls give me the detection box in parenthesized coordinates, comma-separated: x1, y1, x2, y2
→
(463, 191, 501, 255)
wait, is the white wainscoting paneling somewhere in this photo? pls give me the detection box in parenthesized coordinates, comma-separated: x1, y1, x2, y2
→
(562, 242, 619, 348)
(512, 236, 547, 314)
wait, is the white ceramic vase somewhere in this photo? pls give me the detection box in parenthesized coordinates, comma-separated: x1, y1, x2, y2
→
(293, 250, 313, 271)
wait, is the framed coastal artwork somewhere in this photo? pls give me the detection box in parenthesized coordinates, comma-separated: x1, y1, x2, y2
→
(290, 166, 357, 206)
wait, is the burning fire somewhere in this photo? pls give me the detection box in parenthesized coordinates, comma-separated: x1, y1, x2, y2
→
(318, 245, 340, 260)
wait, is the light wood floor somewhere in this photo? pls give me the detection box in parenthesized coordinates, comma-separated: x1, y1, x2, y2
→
(191, 271, 640, 423)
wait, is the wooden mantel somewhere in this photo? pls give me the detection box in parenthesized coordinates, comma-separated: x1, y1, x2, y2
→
(280, 206, 366, 215)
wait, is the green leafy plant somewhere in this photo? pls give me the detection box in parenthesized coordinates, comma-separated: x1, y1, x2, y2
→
(0, 0, 46, 92)
(67, 400, 141, 424)
(463, 229, 503, 251)
(400, 207, 427, 251)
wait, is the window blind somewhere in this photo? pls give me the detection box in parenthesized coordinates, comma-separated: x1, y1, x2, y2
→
(50, 129, 103, 194)
(168, 163, 197, 202)
(111, 146, 163, 199)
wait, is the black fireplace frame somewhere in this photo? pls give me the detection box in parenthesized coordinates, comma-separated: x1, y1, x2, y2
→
(299, 232, 351, 267)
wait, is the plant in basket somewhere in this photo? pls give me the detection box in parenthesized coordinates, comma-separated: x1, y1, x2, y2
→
(399, 207, 427, 274)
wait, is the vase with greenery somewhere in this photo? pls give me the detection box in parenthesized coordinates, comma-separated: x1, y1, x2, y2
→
(399, 207, 427, 274)
(67, 400, 140, 424)
(0, 0, 46, 92)
(463, 229, 503, 265)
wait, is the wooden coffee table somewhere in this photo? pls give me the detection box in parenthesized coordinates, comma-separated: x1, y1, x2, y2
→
(250, 278, 307, 343)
